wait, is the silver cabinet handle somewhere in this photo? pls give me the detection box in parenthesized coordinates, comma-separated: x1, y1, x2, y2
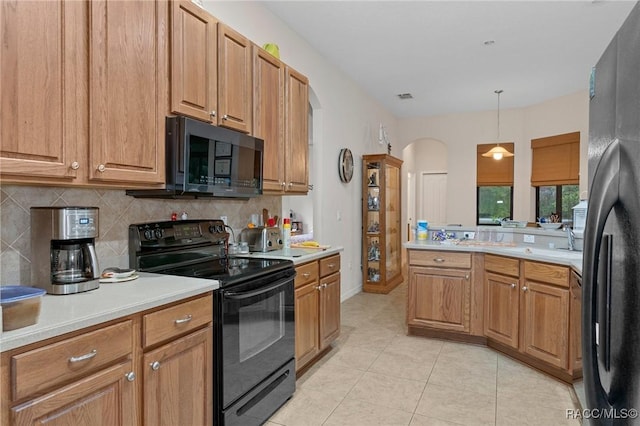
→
(323, 283, 328, 288)
(174, 314, 192, 324)
(222, 114, 228, 120)
(150, 361, 161, 371)
(522, 286, 528, 292)
(281, 182, 286, 187)
(71, 161, 80, 170)
(125, 372, 136, 382)
(316, 285, 322, 291)
(464, 274, 469, 280)
(69, 349, 97, 363)
(511, 283, 517, 289)
(302, 272, 310, 278)
(327, 264, 336, 269)
(97, 164, 106, 172)
(433, 258, 445, 263)
(210, 110, 216, 117)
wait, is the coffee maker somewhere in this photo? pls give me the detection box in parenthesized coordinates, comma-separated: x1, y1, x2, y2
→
(31, 207, 100, 294)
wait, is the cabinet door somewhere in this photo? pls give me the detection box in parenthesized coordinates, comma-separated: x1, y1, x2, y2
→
(284, 66, 309, 193)
(143, 327, 213, 426)
(170, 0, 217, 123)
(484, 272, 519, 349)
(89, 0, 167, 184)
(217, 23, 252, 133)
(253, 45, 285, 192)
(319, 273, 341, 349)
(521, 281, 569, 368)
(0, 0, 85, 180)
(569, 272, 582, 373)
(408, 266, 470, 333)
(12, 361, 136, 426)
(295, 282, 320, 371)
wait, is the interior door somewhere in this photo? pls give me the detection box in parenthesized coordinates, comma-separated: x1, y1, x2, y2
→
(420, 173, 447, 225)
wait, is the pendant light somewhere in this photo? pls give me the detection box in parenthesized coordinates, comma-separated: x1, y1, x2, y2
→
(482, 89, 514, 160)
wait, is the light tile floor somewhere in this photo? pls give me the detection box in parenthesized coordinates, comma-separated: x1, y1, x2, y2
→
(268, 282, 582, 426)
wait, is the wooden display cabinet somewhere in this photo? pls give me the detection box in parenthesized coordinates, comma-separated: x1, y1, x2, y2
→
(362, 154, 403, 293)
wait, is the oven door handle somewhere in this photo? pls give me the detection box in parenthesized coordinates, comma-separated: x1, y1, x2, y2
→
(224, 276, 292, 300)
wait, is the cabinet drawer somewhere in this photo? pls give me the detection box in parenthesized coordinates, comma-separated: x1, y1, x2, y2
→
(295, 261, 319, 288)
(319, 254, 340, 277)
(485, 254, 520, 277)
(143, 293, 213, 348)
(12, 320, 133, 401)
(524, 261, 569, 288)
(409, 250, 471, 269)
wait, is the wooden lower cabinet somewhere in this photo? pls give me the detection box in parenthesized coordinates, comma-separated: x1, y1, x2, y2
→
(1, 293, 213, 426)
(11, 360, 136, 426)
(484, 272, 520, 348)
(295, 254, 341, 374)
(408, 266, 470, 333)
(143, 327, 213, 426)
(521, 281, 569, 369)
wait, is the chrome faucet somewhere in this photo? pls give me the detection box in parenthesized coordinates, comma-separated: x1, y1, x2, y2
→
(564, 225, 576, 251)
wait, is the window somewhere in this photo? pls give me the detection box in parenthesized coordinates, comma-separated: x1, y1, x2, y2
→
(477, 186, 513, 225)
(536, 184, 579, 224)
(476, 143, 514, 225)
(531, 131, 580, 224)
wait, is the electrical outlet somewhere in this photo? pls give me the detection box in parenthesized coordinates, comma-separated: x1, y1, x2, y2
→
(523, 234, 535, 243)
(463, 232, 475, 239)
(220, 216, 228, 225)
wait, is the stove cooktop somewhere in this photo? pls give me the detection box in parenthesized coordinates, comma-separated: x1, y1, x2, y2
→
(150, 256, 293, 287)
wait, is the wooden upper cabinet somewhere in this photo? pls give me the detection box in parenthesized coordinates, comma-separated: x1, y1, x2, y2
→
(0, 0, 86, 181)
(253, 45, 285, 192)
(89, 0, 167, 184)
(284, 66, 309, 193)
(170, 0, 217, 123)
(217, 23, 252, 133)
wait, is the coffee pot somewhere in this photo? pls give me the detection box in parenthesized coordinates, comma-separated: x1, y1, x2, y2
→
(31, 207, 100, 294)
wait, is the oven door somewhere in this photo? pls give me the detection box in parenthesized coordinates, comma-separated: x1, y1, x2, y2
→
(218, 269, 295, 408)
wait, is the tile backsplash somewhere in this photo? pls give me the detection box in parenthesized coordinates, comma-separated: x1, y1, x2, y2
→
(0, 184, 280, 285)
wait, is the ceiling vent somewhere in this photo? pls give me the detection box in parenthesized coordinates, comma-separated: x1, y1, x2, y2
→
(397, 93, 413, 100)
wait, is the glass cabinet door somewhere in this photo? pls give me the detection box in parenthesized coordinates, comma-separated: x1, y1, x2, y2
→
(362, 154, 403, 294)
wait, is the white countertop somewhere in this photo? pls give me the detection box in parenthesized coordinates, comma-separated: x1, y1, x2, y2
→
(0, 272, 218, 352)
(405, 240, 583, 273)
(237, 246, 344, 264)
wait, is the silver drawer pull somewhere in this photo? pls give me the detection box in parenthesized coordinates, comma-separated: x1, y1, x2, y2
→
(174, 314, 193, 324)
(433, 258, 445, 263)
(150, 361, 161, 371)
(125, 372, 136, 382)
(327, 263, 336, 269)
(69, 349, 97, 363)
(511, 283, 517, 289)
(303, 272, 311, 278)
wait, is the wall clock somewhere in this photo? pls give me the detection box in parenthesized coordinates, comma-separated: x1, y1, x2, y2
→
(338, 148, 354, 183)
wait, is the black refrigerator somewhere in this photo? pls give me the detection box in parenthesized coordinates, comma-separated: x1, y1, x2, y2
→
(584, 2, 640, 424)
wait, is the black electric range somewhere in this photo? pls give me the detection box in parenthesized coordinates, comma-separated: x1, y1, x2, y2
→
(128, 219, 296, 426)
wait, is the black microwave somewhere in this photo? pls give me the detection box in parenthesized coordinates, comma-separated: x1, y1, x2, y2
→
(127, 116, 264, 199)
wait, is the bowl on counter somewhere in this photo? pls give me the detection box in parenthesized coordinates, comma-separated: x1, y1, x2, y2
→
(0, 286, 46, 331)
(537, 222, 562, 230)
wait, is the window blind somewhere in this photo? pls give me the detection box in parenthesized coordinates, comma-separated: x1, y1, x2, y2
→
(530, 132, 580, 186)
(476, 143, 514, 186)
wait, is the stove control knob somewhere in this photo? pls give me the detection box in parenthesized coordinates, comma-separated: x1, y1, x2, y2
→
(144, 230, 154, 240)
(154, 229, 164, 239)
(208, 225, 218, 234)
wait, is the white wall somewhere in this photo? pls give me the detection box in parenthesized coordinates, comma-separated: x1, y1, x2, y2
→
(398, 91, 589, 226)
(203, 1, 398, 299)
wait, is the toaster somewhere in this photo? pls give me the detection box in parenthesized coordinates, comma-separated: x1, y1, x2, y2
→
(239, 227, 283, 252)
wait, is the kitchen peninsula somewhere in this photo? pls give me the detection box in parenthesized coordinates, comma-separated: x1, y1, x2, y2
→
(405, 232, 582, 383)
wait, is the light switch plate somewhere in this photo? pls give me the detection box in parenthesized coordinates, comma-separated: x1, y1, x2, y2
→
(463, 232, 475, 239)
(523, 234, 535, 243)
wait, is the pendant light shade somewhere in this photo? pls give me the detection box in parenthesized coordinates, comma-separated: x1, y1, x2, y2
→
(482, 89, 513, 160)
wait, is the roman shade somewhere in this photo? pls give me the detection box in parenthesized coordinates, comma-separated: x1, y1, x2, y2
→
(530, 132, 580, 186)
(477, 142, 514, 185)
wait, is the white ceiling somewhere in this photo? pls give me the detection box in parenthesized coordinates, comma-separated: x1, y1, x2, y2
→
(263, 1, 637, 118)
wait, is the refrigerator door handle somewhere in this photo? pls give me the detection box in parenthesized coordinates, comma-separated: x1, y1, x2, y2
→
(583, 138, 620, 410)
